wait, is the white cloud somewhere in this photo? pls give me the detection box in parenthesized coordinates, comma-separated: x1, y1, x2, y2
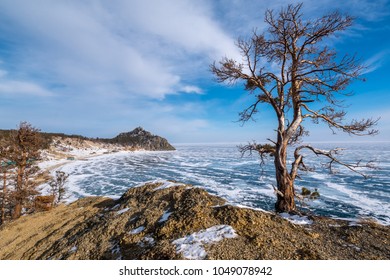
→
(0, 68, 52, 97)
(362, 51, 390, 74)
(0, 80, 52, 97)
(180, 85, 204, 94)
(0, 0, 238, 99)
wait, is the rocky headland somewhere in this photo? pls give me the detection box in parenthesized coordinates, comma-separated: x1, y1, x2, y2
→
(0, 181, 388, 260)
(35, 127, 175, 163)
(106, 127, 175, 151)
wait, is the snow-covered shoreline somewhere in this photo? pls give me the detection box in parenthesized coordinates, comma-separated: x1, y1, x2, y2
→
(37, 139, 136, 200)
(37, 142, 175, 202)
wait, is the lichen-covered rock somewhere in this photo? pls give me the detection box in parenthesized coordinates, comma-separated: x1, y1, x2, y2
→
(0, 181, 389, 260)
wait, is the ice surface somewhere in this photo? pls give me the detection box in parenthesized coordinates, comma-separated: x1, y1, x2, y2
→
(172, 225, 237, 260)
(36, 143, 390, 225)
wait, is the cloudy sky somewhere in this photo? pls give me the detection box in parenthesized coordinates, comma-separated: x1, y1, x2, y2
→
(0, 0, 389, 143)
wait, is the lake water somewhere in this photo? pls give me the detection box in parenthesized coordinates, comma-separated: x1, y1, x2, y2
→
(59, 142, 390, 225)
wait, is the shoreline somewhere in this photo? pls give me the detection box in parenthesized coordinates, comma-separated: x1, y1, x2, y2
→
(37, 148, 178, 202)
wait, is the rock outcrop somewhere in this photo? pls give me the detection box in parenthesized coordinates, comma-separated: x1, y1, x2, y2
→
(109, 127, 175, 151)
(0, 182, 389, 260)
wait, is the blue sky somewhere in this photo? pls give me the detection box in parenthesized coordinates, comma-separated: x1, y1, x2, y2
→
(0, 0, 389, 143)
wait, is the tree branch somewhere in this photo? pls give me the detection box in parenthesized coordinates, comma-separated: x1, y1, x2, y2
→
(294, 145, 376, 178)
(238, 142, 275, 167)
(301, 103, 379, 136)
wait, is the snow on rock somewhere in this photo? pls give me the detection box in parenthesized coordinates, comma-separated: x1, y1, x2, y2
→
(172, 225, 238, 260)
(232, 203, 271, 213)
(69, 246, 77, 253)
(279, 213, 313, 225)
(152, 180, 188, 191)
(116, 207, 130, 215)
(110, 240, 122, 260)
(138, 236, 155, 247)
(349, 221, 363, 227)
(111, 204, 120, 210)
(159, 211, 172, 223)
(129, 226, 145, 234)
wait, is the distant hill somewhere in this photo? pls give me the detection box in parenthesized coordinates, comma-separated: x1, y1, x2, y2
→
(0, 127, 175, 151)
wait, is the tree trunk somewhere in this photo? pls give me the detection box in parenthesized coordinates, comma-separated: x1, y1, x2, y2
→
(12, 165, 25, 219)
(274, 172, 296, 212)
(274, 141, 296, 213)
(12, 203, 22, 220)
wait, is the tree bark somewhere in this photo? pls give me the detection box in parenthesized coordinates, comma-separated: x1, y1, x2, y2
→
(12, 203, 22, 220)
(274, 140, 296, 213)
(12, 165, 25, 219)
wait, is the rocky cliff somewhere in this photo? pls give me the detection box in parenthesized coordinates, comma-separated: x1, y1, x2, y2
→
(108, 127, 175, 151)
(0, 182, 388, 260)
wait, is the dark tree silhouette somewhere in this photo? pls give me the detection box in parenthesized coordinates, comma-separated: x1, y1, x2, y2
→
(211, 3, 378, 213)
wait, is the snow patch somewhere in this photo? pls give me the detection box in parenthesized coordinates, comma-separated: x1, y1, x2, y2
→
(130, 226, 145, 234)
(111, 204, 120, 210)
(172, 225, 237, 260)
(110, 240, 122, 260)
(151, 180, 187, 191)
(116, 207, 130, 215)
(348, 221, 362, 227)
(232, 203, 271, 213)
(159, 211, 172, 223)
(138, 236, 155, 247)
(280, 213, 313, 225)
(69, 246, 77, 253)
(38, 158, 68, 170)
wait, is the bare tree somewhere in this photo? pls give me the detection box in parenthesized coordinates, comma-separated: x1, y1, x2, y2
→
(211, 3, 378, 213)
(6, 122, 42, 219)
(49, 170, 69, 206)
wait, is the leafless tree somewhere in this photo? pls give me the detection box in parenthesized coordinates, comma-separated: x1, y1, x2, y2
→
(211, 3, 378, 213)
(49, 170, 69, 206)
(6, 122, 42, 219)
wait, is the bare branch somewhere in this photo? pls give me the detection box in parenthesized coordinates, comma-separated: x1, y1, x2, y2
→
(238, 142, 275, 167)
(294, 145, 376, 178)
(301, 103, 379, 136)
